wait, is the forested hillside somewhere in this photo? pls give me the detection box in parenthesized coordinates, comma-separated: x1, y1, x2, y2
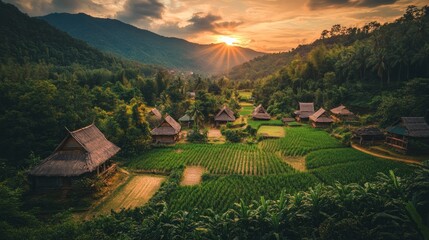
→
(40, 13, 264, 73)
(243, 6, 429, 126)
(0, 1, 165, 169)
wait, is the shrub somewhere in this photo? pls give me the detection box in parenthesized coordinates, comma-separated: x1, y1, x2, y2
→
(186, 128, 208, 143)
(222, 129, 248, 142)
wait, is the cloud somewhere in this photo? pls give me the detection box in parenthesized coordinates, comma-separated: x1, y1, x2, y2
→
(116, 0, 165, 24)
(307, 0, 398, 10)
(156, 12, 242, 37)
(4, 0, 107, 16)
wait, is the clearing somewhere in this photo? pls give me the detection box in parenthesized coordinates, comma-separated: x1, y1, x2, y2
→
(181, 166, 205, 186)
(96, 174, 165, 214)
(207, 129, 225, 143)
(258, 126, 285, 138)
(282, 156, 306, 171)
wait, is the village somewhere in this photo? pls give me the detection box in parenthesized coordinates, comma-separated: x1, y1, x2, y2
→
(26, 90, 429, 217)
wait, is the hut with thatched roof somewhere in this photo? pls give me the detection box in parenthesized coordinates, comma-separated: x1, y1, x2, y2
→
(330, 105, 356, 122)
(214, 106, 236, 126)
(386, 117, 429, 152)
(252, 104, 271, 120)
(294, 102, 315, 122)
(178, 113, 194, 127)
(151, 114, 181, 144)
(309, 108, 333, 128)
(147, 108, 163, 128)
(353, 127, 385, 145)
(29, 124, 120, 189)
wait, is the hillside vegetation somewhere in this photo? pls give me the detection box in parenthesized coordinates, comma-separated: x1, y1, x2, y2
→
(40, 13, 264, 73)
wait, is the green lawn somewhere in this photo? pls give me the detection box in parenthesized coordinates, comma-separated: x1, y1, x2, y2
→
(239, 105, 254, 116)
(257, 126, 285, 138)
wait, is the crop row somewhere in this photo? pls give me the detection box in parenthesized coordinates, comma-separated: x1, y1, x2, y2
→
(128, 143, 295, 175)
(259, 126, 344, 156)
(305, 148, 379, 169)
(166, 173, 321, 212)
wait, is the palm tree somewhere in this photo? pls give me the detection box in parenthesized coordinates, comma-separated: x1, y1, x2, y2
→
(188, 102, 204, 129)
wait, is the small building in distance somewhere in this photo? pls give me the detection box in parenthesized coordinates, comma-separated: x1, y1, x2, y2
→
(353, 127, 385, 145)
(309, 108, 333, 128)
(214, 106, 236, 126)
(330, 105, 356, 122)
(29, 124, 120, 189)
(385, 117, 429, 153)
(151, 114, 182, 144)
(252, 104, 271, 120)
(294, 102, 315, 122)
(178, 113, 194, 127)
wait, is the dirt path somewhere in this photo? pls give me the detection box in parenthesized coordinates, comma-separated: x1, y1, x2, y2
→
(181, 166, 205, 186)
(351, 144, 422, 165)
(208, 129, 225, 143)
(97, 175, 166, 214)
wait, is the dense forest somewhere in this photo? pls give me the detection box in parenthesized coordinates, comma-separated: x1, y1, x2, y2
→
(1, 1, 429, 239)
(232, 6, 429, 127)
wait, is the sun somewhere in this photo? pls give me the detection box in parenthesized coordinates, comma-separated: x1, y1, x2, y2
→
(218, 36, 237, 46)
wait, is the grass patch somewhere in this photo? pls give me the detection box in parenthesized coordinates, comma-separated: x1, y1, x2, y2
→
(239, 106, 254, 116)
(247, 119, 283, 129)
(257, 126, 285, 138)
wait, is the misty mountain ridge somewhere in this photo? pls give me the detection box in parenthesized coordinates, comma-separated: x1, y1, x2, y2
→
(40, 13, 264, 73)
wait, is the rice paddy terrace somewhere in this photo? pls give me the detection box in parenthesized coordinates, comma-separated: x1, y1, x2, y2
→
(120, 126, 414, 213)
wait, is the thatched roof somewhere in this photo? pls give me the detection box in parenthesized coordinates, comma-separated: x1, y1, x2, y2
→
(309, 108, 333, 123)
(252, 104, 271, 120)
(29, 124, 120, 177)
(353, 127, 384, 136)
(149, 108, 162, 119)
(294, 102, 315, 118)
(178, 113, 193, 122)
(330, 105, 354, 115)
(387, 117, 429, 137)
(215, 106, 236, 122)
(151, 115, 181, 136)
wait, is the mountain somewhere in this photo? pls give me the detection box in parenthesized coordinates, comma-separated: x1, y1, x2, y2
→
(0, 2, 130, 68)
(39, 13, 264, 73)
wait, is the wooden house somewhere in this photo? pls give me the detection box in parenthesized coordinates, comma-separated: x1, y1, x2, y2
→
(214, 106, 236, 126)
(385, 117, 429, 153)
(252, 104, 271, 120)
(147, 108, 163, 128)
(330, 105, 355, 122)
(178, 113, 194, 127)
(29, 124, 120, 189)
(353, 127, 385, 145)
(294, 102, 315, 122)
(151, 114, 181, 144)
(309, 108, 333, 128)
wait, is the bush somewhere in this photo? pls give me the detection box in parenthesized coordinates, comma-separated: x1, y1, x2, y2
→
(245, 125, 257, 136)
(186, 128, 208, 143)
(222, 129, 248, 142)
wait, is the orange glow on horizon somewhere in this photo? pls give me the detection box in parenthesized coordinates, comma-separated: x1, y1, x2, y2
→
(218, 36, 238, 46)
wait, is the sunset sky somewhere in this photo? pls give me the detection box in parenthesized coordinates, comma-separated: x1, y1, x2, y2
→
(6, 0, 427, 52)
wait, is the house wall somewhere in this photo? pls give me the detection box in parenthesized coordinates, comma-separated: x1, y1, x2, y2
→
(153, 135, 177, 144)
(60, 137, 85, 151)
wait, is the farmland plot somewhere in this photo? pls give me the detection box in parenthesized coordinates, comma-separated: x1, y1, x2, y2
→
(97, 175, 165, 214)
(128, 144, 294, 175)
(181, 166, 205, 186)
(257, 126, 285, 138)
(259, 126, 344, 156)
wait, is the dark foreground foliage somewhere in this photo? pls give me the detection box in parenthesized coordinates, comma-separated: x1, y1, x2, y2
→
(1, 163, 428, 240)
